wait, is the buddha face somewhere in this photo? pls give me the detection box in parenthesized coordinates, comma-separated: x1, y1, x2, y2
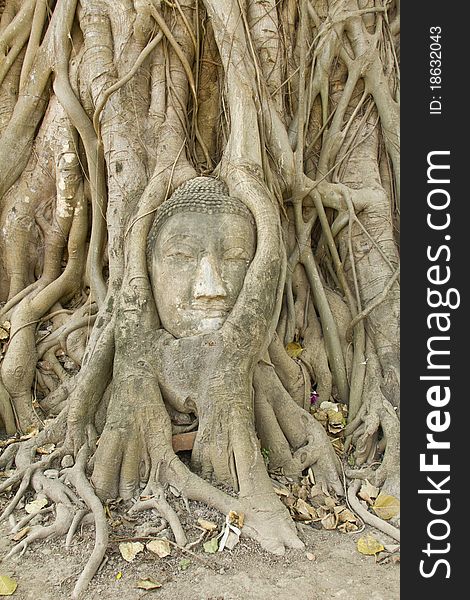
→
(150, 211, 256, 338)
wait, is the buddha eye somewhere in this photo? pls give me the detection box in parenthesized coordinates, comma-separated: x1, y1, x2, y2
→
(223, 247, 250, 262)
(163, 244, 198, 260)
(167, 251, 196, 260)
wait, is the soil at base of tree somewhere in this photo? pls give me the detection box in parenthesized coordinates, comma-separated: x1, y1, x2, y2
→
(0, 513, 399, 600)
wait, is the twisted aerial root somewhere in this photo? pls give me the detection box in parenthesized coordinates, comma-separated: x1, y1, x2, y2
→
(63, 439, 108, 600)
(65, 508, 90, 548)
(5, 503, 74, 559)
(0, 467, 33, 522)
(129, 464, 187, 547)
(347, 479, 400, 542)
(10, 505, 54, 534)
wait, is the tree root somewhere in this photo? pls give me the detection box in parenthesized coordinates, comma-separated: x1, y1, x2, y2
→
(65, 508, 90, 548)
(129, 464, 188, 547)
(10, 505, 55, 534)
(163, 454, 305, 556)
(0, 427, 109, 599)
(347, 479, 400, 542)
(62, 438, 109, 600)
(5, 503, 74, 560)
(254, 362, 343, 495)
(345, 371, 400, 496)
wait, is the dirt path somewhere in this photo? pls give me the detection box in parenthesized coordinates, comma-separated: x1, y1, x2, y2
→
(0, 517, 399, 600)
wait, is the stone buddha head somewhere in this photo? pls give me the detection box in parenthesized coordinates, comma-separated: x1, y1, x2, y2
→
(147, 177, 256, 338)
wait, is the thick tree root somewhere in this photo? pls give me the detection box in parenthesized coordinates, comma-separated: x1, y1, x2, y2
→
(5, 503, 74, 560)
(0, 430, 108, 599)
(163, 454, 305, 555)
(129, 464, 188, 547)
(254, 362, 344, 494)
(344, 354, 400, 497)
(63, 439, 109, 600)
(347, 479, 400, 542)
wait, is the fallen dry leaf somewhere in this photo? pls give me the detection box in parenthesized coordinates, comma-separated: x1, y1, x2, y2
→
(0, 575, 17, 596)
(327, 409, 346, 433)
(36, 443, 55, 455)
(291, 482, 308, 501)
(309, 483, 327, 499)
(286, 342, 303, 358)
(25, 498, 48, 514)
(372, 493, 400, 520)
(272, 480, 290, 497)
(146, 539, 171, 558)
(119, 541, 144, 562)
(321, 513, 337, 530)
(197, 518, 218, 532)
(11, 527, 30, 541)
(342, 522, 358, 532)
(295, 498, 317, 521)
(338, 521, 359, 533)
(357, 535, 384, 556)
(335, 507, 357, 524)
(323, 496, 337, 510)
(136, 578, 162, 590)
(227, 511, 244, 528)
(331, 437, 345, 454)
(358, 480, 380, 505)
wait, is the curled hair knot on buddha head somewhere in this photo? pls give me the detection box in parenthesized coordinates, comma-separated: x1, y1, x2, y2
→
(147, 177, 255, 263)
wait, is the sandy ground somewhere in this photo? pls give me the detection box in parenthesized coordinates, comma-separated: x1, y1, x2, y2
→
(0, 509, 399, 600)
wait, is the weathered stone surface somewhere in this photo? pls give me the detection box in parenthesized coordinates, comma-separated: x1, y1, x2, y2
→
(148, 177, 256, 338)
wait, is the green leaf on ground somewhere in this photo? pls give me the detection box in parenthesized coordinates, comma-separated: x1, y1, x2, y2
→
(203, 537, 219, 553)
(0, 575, 17, 596)
(358, 480, 380, 505)
(136, 578, 162, 590)
(179, 559, 191, 571)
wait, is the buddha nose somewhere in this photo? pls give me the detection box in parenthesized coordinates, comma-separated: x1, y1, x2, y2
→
(193, 255, 227, 300)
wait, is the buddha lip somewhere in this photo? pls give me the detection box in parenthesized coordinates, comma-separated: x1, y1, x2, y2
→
(189, 305, 229, 316)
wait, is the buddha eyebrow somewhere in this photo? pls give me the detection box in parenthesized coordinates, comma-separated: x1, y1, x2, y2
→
(159, 234, 205, 247)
